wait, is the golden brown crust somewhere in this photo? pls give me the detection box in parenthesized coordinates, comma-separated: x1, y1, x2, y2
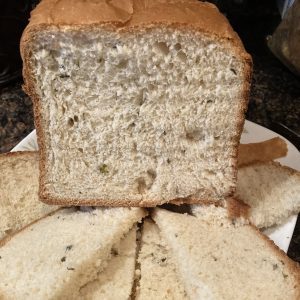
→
(0, 151, 38, 161)
(225, 197, 250, 220)
(21, 0, 252, 207)
(238, 137, 288, 167)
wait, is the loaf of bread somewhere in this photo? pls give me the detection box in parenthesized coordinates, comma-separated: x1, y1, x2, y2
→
(0, 151, 58, 240)
(0, 207, 146, 299)
(136, 219, 187, 299)
(154, 207, 300, 299)
(79, 227, 137, 300)
(21, 0, 252, 206)
(236, 161, 300, 228)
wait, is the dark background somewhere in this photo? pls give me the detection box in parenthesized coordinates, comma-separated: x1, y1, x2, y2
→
(0, 0, 299, 260)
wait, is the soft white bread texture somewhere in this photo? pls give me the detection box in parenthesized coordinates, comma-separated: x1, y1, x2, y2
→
(236, 161, 300, 228)
(136, 219, 187, 299)
(0, 207, 146, 299)
(21, 0, 251, 206)
(154, 207, 300, 300)
(0, 151, 58, 240)
(79, 227, 137, 300)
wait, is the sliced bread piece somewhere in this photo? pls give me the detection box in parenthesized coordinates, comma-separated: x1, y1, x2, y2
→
(153, 207, 300, 300)
(236, 161, 300, 228)
(0, 207, 146, 299)
(238, 137, 288, 167)
(21, 0, 251, 206)
(0, 151, 58, 240)
(79, 227, 137, 300)
(136, 219, 187, 300)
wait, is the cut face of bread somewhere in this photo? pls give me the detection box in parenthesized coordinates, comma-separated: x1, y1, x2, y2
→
(0, 207, 146, 299)
(236, 162, 300, 228)
(136, 219, 187, 299)
(154, 207, 300, 300)
(22, 1, 251, 206)
(79, 227, 137, 300)
(0, 151, 58, 240)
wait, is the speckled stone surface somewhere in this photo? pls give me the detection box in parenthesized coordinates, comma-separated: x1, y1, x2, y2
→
(0, 82, 34, 153)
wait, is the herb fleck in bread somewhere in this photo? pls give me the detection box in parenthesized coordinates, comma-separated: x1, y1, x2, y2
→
(136, 219, 187, 299)
(154, 207, 300, 300)
(0, 151, 58, 240)
(21, 0, 251, 206)
(0, 207, 146, 299)
(236, 161, 300, 228)
(79, 227, 137, 300)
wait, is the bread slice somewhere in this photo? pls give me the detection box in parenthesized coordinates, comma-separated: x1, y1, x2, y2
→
(0, 207, 146, 299)
(21, 0, 251, 206)
(79, 227, 137, 300)
(153, 207, 300, 300)
(236, 161, 300, 228)
(0, 151, 58, 240)
(136, 219, 187, 299)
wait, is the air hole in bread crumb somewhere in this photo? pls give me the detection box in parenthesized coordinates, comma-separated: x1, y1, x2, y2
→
(133, 142, 137, 152)
(117, 60, 128, 69)
(65, 89, 71, 96)
(174, 43, 182, 51)
(167, 158, 171, 164)
(74, 115, 79, 122)
(68, 118, 74, 127)
(177, 51, 187, 62)
(137, 178, 146, 194)
(148, 84, 154, 91)
(147, 169, 157, 180)
(154, 42, 169, 55)
(186, 129, 204, 141)
(230, 68, 237, 75)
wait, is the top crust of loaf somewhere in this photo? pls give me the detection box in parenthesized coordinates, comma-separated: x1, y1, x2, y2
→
(23, 0, 245, 47)
(21, 0, 251, 64)
(20, 0, 252, 207)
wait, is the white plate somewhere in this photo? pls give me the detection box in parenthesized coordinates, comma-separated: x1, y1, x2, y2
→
(11, 120, 300, 253)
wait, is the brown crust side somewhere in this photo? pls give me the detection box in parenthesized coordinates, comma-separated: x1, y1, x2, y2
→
(238, 160, 300, 176)
(249, 224, 300, 298)
(0, 150, 38, 162)
(238, 137, 288, 167)
(225, 197, 250, 220)
(21, 0, 252, 207)
(0, 208, 62, 247)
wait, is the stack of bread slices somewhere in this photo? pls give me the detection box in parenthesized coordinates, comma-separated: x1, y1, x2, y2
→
(1, 0, 300, 299)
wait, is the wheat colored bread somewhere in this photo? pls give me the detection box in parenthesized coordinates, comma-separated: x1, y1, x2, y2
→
(79, 227, 137, 300)
(153, 207, 300, 300)
(237, 137, 288, 167)
(0, 151, 59, 241)
(135, 219, 187, 299)
(0, 207, 146, 299)
(21, 0, 252, 206)
(236, 161, 300, 228)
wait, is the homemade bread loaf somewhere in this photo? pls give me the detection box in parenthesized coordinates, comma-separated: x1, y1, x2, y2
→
(0, 207, 146, 299)
(236, 161, 300, 228)
(154, 207, 300, 300)
(136, 219, 187, 299)
(0, 151, 58, 240)
(21, 0, 251, 206)
(79, 227, 137, 300)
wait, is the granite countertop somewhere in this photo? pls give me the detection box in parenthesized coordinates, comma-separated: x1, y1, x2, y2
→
(0, 2, 299, 261)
